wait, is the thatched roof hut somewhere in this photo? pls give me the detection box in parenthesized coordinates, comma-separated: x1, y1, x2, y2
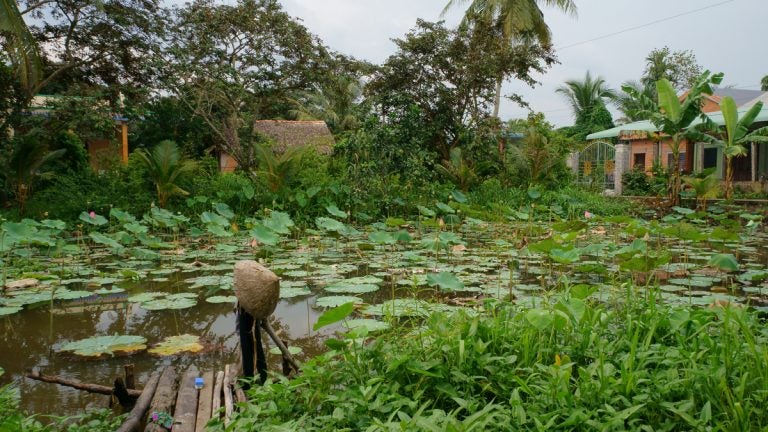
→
(220, 120, 335, 172)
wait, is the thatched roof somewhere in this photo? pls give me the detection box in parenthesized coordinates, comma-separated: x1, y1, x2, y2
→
(253, 120, 334, 155)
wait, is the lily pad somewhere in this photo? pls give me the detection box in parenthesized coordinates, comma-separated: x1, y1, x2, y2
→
(324, 283, 380, 294)
(268, 346, 303, 356)
(148, 334, 204, 356)
(141, 293, 198, 311)
(344, 319, 390, 332)
(280, 287, 312, 298)
(206, 295, 237, 304)
(59, 335, 147, 357)
(315, 295, 363, 308)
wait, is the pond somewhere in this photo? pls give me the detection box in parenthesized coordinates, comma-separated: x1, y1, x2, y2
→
(1, 207, 768, 417)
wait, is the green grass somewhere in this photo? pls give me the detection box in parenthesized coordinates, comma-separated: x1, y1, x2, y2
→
(215, 288, 768, 431)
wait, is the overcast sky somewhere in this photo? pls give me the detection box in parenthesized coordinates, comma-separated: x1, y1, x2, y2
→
(280, 0, 768, 126)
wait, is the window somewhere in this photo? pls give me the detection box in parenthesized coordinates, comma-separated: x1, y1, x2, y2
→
(667, 152, 686, 171)
(703, 147, 719, 169)
(633, 153, 646, 170)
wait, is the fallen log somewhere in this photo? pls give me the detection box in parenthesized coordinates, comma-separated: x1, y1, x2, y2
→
(116, 371, 162, 432)
(25, 371, 141, 398)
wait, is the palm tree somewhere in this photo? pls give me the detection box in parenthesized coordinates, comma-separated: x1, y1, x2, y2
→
(612, 80, 656, 123)
(1, 0, 43, 91)
(443, 0, 577, 117)
(556, 71, 615, 121)
(288, 76, 362, 134)
(689, 97, 768, 200)
(135, 140, 198, 208)
(5, 134, 65, 214)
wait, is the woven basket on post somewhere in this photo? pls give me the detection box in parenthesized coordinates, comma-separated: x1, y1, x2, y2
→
(233, 261, 280, 320)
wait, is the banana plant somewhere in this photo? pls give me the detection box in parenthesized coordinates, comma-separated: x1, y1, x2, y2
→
(689, 98, 768, 200)
(624, 71, 723, 205)
(682, 168, 719, 212)
(0, 0, 43, 91)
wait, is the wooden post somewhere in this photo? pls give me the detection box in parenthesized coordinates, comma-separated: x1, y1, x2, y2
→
(752, 142, 757, 183)
(223, 365, 234, 427)
(121, 122, 129, 164)
(211, 371, 224, 422)
(116, 371, 161, 432)
(124, 364, 135, 390)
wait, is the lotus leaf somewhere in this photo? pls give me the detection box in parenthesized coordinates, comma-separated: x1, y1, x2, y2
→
(426, 272, 464, 292)
(344, 319, 390, 332)
(206, 295, 237, 304)
(148, 334, 204, 356)
(315, 296, 363, 308)
(59, 335, 147, 357)
(269, 346, 303, 355)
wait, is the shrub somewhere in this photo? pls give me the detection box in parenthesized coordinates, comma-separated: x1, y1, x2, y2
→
(622, 168, 653, 196)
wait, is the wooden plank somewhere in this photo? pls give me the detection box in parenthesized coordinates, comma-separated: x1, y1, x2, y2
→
(194, 371, 214, 432)
(116, 371, 161, 432)
(144, 366, 178, 432)
(211, 371, 224, 422)
(172, 366, 199, 432)
(223, 365, 234, 426)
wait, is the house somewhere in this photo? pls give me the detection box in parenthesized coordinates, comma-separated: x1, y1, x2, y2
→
(28, 95, 129, 169)
(581, 90, 768, 195)
(219, 120, 335, 172)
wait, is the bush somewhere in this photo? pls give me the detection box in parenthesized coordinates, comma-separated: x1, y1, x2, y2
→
(24, 157, 154, 222)
(622, 168, 653, 196)
(215, 291, 768, 431)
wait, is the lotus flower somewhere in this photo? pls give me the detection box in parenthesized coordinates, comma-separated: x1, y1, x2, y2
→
(89, 211, 96, 219)
(584, 211, 593, 219)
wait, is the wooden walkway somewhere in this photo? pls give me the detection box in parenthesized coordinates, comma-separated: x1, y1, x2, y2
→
(117, 364, 245, 432)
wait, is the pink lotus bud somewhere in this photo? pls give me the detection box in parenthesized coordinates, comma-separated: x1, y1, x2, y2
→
(584, 211, 593, 219)
(89, 211, 96, 219)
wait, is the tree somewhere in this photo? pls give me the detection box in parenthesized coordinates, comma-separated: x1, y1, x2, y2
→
(4, 134, 65, 213)
(135, 140, 197, 208)
(690, 97, 768, 200)
(0, 0, 43, 90)
(367, 19, 555, 161)
(626, 71, 723, 205)
(556, 71, 615, 139)
(761, 75, 768, 92)
(612, 80, 656, 123)
(288, 74, 364, 135)
(443, 0, 576, 117)
(9, 0, 162, 100)
(160, 0, 333, 174)
(641, 46, 703, 91)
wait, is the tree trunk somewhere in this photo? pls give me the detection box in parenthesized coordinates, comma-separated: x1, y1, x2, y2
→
(669, 139, 682, 206)
(493, 76, 502, 119)
(725, 157, 734, 201)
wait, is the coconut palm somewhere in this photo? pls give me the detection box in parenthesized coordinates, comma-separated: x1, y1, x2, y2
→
(135, 140, 198, 208)
(288, 76, 362, 134)
(689, 97, 768, 200)
(612, 80, 656, 123)
(443, 0, 577, 117)
(0, 0, 43, 91)
(556, 71, 615, 121)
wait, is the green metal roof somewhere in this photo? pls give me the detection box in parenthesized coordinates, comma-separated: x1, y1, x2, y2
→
(586, 105, 768, 141)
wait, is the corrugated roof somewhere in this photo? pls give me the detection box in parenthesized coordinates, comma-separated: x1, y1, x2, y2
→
(586, 104, 768, 140)
(713, 88, 765, 107)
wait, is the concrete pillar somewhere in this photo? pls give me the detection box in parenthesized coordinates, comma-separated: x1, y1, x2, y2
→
(614, 142, 631, 196)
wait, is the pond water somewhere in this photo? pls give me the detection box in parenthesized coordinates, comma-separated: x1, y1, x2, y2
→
(2, 218, 768, 417)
